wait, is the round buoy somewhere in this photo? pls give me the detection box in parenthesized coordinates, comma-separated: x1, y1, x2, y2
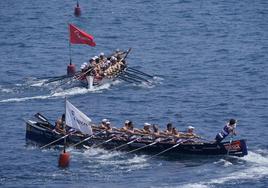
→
(67, 63, 76, 76)
(58, 151, 70, 168)
(74, 1, 81, 17)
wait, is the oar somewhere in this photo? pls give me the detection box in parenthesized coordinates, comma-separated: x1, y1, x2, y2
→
(34, 113, 54, 127)
(117, 75, 143, 84)
(148, 140, 186, 159)
(85, 137, 114, 150)
(40, 134, 70, 149)
(123, 72, 151, 83)
(74, 68, 92, 80)
(110, 137, 139, 151)
(70, 130, 106, 148)
(127, 67, 154, 78)
(125, 140, 158, 155)
(117, 76, 137, 84)
(70, 135, 94, 148)
(37, 75, 68, 80)
(43, 75, 73, 84)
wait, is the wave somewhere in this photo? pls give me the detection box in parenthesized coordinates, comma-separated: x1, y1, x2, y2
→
(180, 151, 268, 188)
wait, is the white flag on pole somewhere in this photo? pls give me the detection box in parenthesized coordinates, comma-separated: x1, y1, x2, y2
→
(65, 100, 93, 135)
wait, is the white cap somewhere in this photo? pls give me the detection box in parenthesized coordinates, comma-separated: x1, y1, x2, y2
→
(94, 56, 99, 59)
(91, 57, 96, 60)
(125, 120, 130, 124)
(106, 60, 111, 64)
(144, 122, 151, 126)
(106, 121, 111, 125)
(188, 126, 195, 130)
(99, 52, 104, 56)
(83, 62, 88, 65)
(102, 119, 108, 123)
(80, 64, 86, 69)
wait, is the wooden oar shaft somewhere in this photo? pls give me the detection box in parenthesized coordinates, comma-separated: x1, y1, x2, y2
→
(118, 75, 143, 84)
(125, 141, 158, 155)
(149, 143, 181, 159)
(111, 138, 138, 151)
(123, 72, 151, 83)
(40, 134, 69, 149)
(91, 137, 114, 149)
(127, 67, 154, 78)
(71, 135, 94, 148)
(70, 130, 106, 148)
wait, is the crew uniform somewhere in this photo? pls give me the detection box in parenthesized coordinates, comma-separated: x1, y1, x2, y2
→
(215, 119, 237, 144)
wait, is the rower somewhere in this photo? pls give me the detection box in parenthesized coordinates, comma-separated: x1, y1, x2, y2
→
(215, 119, 237, 144)
(136, 122, 152, 134)
(163, 123, 173, 135)
(54, 114, 66, 134)
(182, 126, 199, 138)
(80, 62, 88, 72)
(126, 121, 135, 134)
(120, 120, 130, 132)
(172, 127, 181, 138)
(120, 120, 137, 134)
(99, 52, 107, 62)
(104, 121, 113, 132)
(152, 124, 160, 137)
(99, 119, 108, 129)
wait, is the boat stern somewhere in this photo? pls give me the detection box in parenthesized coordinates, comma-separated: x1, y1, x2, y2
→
(223, 139, 248, 157)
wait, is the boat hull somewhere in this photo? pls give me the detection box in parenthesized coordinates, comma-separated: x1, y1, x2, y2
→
(25, 120, 248, 157)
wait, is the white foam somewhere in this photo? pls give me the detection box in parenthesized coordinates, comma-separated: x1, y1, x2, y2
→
(213, 159, 233, 167)
(181, 151, 268, 187)
(30, 81, 45, 87)
(180, 184, 209, 188)
(0, 94, 51, 103)
(0, 82, 112, 103)
(0, 85, 13, 93)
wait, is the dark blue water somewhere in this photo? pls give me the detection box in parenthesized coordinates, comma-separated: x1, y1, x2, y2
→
(0, 0, 268, 187)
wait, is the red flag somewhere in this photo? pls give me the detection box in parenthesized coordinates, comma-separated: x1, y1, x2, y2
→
(69, 24, 96, 46)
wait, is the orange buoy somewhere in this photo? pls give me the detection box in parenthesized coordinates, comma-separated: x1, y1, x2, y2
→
(58, 151, 70, 168)
(74, 1, 81, 17)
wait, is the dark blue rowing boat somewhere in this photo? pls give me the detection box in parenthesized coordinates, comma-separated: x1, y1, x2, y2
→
(25, 115, 248, 157)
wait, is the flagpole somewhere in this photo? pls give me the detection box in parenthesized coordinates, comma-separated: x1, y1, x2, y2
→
(64, 96, 67, 152)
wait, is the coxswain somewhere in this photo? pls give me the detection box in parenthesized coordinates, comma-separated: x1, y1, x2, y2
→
(54, 114, 66, 134)
(215, 119, 237, 144)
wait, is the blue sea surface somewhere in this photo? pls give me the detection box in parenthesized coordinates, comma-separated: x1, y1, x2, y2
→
(0, 0, 268, 187)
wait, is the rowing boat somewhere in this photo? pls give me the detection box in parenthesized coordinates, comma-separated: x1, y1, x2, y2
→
(75, 49, 130, 89)
(25, 116, 248, 157)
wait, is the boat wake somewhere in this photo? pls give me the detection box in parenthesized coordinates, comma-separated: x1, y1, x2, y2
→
(0, 76, 162, 103)
(0, 83, 112, 103)
(180, 150, 268, 188)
